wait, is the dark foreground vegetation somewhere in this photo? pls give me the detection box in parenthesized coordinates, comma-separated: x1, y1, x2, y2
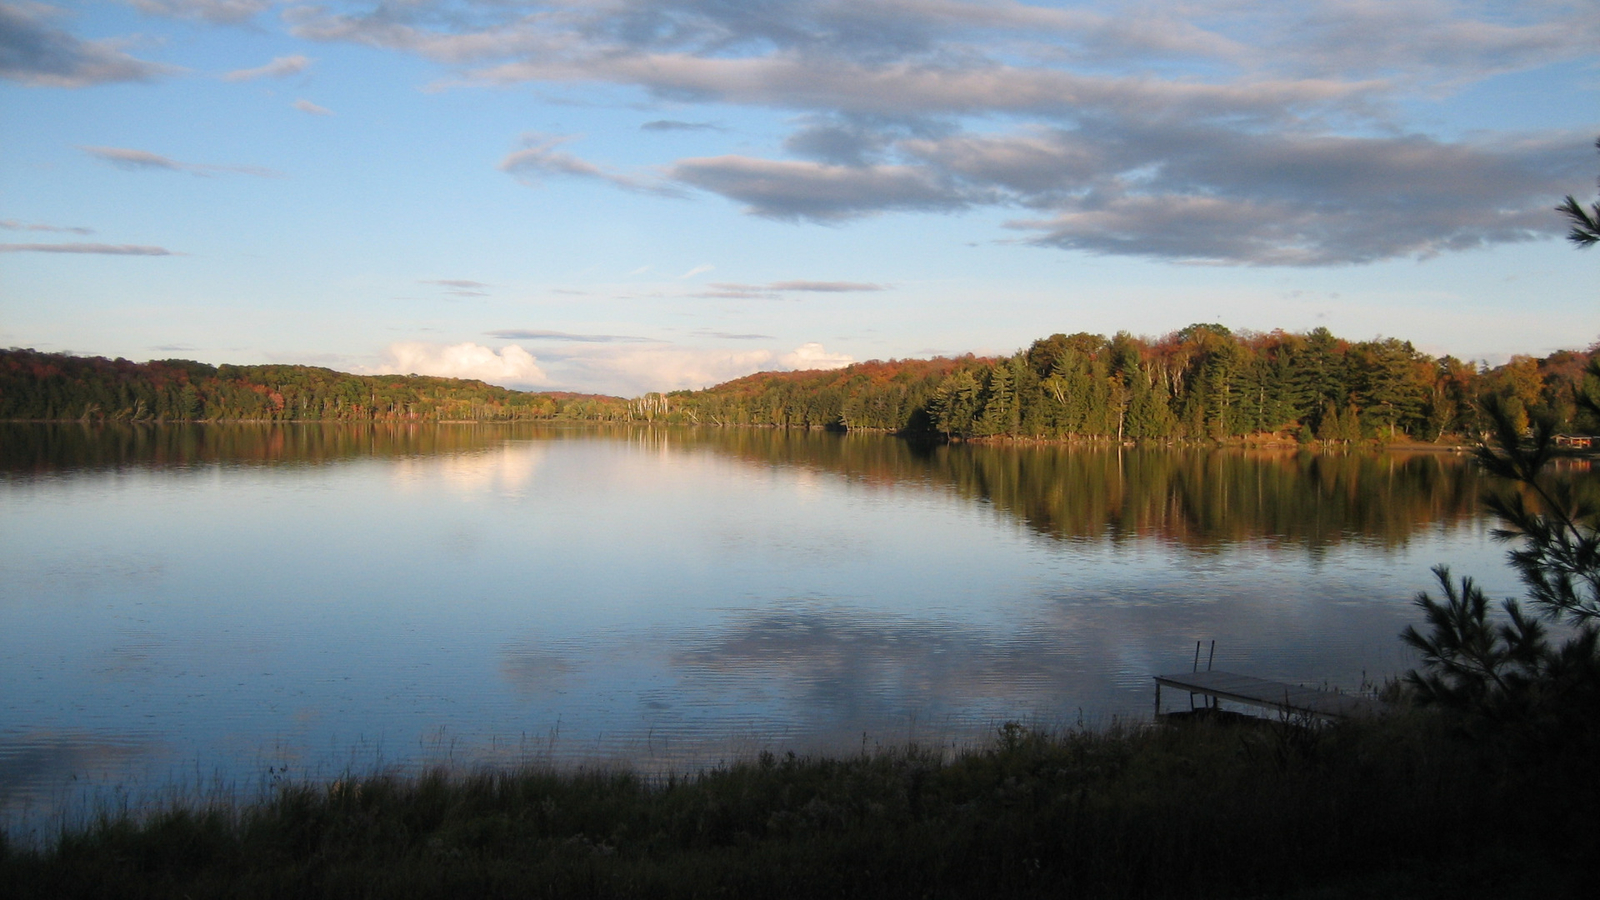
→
(0, 711, 1593, 900)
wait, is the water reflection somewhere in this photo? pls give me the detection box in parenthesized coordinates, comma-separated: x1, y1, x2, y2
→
(500, 639, 580, 694)
(692, 429, 1485, 552)
(2, 423, 1487, 553)
(0, 731, 156, 811)
(0, 421, 558, 474)
(1, 423, 1513, 826)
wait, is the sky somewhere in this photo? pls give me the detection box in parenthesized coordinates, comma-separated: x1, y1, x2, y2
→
(2, 1, 1598, 397)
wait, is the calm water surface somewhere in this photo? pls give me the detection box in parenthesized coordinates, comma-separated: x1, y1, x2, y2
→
(0, 424, 1516, 826)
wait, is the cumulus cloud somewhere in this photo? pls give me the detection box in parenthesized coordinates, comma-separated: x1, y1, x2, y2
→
(555, 347, 776, 395)
(371, 342, 548, 388)
(779, 342, 854, 371)
(289, 1, 1600, 96)
(553, 341, 856, 395)
(223, 54, 310, 82)
(989, 127, 1582, 265)
(672, 123, 1583, 263)
(672, 156, 967, 221)
(285, 0, 1600, 266)
(292, 98, 333, 115)
(79, 145, 280, 178)
(0, 242, 177, 254)
(1, 2, 173, 87)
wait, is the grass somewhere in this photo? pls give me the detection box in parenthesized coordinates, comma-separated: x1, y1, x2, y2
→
(2, 713, 1593, 899)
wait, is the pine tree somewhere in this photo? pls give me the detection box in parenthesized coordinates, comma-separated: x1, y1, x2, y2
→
(1404, 142, 1600, 737)
(1558, 136, 1600, 247)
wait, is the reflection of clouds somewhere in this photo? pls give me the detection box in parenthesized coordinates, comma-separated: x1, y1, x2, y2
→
(1034, 582, 1419, 688)
(711, 518, 871, 567)
(92, 630, 171, 682)
(0, 731, 154, 813)
(500, 638, 579, 694)
(3, 553, 167, 603)
(676, 606, 1087, 736)
(393, 441, 546, 495)
(676, 580, 1420, 736)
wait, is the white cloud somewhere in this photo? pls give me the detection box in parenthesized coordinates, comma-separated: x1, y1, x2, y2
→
(371, 342, 548, 388)
(284, 0, 1600, 268)
(552, 342, 856, 395)
(292, 98, 332, 115)
(224, 55, 311, 82)
(672, 155, 968, 221)
(780, 342, 854, 371)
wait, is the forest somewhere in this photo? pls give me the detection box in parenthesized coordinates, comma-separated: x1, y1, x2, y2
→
(0, 351, 632, 423)
(3, 324, 1597, 443)
(667, 325, 1598, 443)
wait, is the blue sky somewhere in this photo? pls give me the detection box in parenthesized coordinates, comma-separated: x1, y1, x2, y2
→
(3, 1, 1597, 396)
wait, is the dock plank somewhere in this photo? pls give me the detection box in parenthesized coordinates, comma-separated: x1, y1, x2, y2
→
(1154, 670, 1380, 720)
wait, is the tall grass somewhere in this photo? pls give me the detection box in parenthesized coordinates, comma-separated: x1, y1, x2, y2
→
(1, 713, 1590, 899)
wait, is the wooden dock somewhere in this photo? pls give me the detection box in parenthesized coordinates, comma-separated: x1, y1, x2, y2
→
(1154, 670, 1381, 721)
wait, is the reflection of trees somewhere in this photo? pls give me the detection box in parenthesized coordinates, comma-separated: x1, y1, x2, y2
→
(4, 423, 1486, 552)
(675, 430, 1486, 551)
(937, 446, 1484, 551)
(0, 422, 617, 473)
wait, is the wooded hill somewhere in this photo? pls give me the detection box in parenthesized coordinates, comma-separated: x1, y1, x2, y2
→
(0, 350, 631, 423)
(4, 324, 1596, 441)
(664, 325, 1597, 442)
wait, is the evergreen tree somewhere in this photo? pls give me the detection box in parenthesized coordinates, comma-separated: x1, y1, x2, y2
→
(1557, 136, 1600, 247)
(1405, 149, 1600, 741)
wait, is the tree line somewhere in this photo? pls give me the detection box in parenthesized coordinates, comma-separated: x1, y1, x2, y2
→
(4, 325, 1597, 442)
(664, 325, 1599, 443)
(0, 350, 632, 423)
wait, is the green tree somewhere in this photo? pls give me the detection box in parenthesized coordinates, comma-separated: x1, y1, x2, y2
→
(1558, 136, 1600, 248)
(1349, 337, 1430, 440)
(1404, 155, 1600, 733)
(1288, 326, 1349, 429)
(1402, 400, 1600, 724)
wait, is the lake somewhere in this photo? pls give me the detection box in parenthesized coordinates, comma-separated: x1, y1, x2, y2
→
(0, 423, 1516, 828)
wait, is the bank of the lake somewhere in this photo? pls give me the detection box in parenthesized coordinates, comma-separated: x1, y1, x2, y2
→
(2, 712, 1591, 900)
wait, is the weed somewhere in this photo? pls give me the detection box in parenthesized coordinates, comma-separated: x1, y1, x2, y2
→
(0, 714, 1586, 899)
